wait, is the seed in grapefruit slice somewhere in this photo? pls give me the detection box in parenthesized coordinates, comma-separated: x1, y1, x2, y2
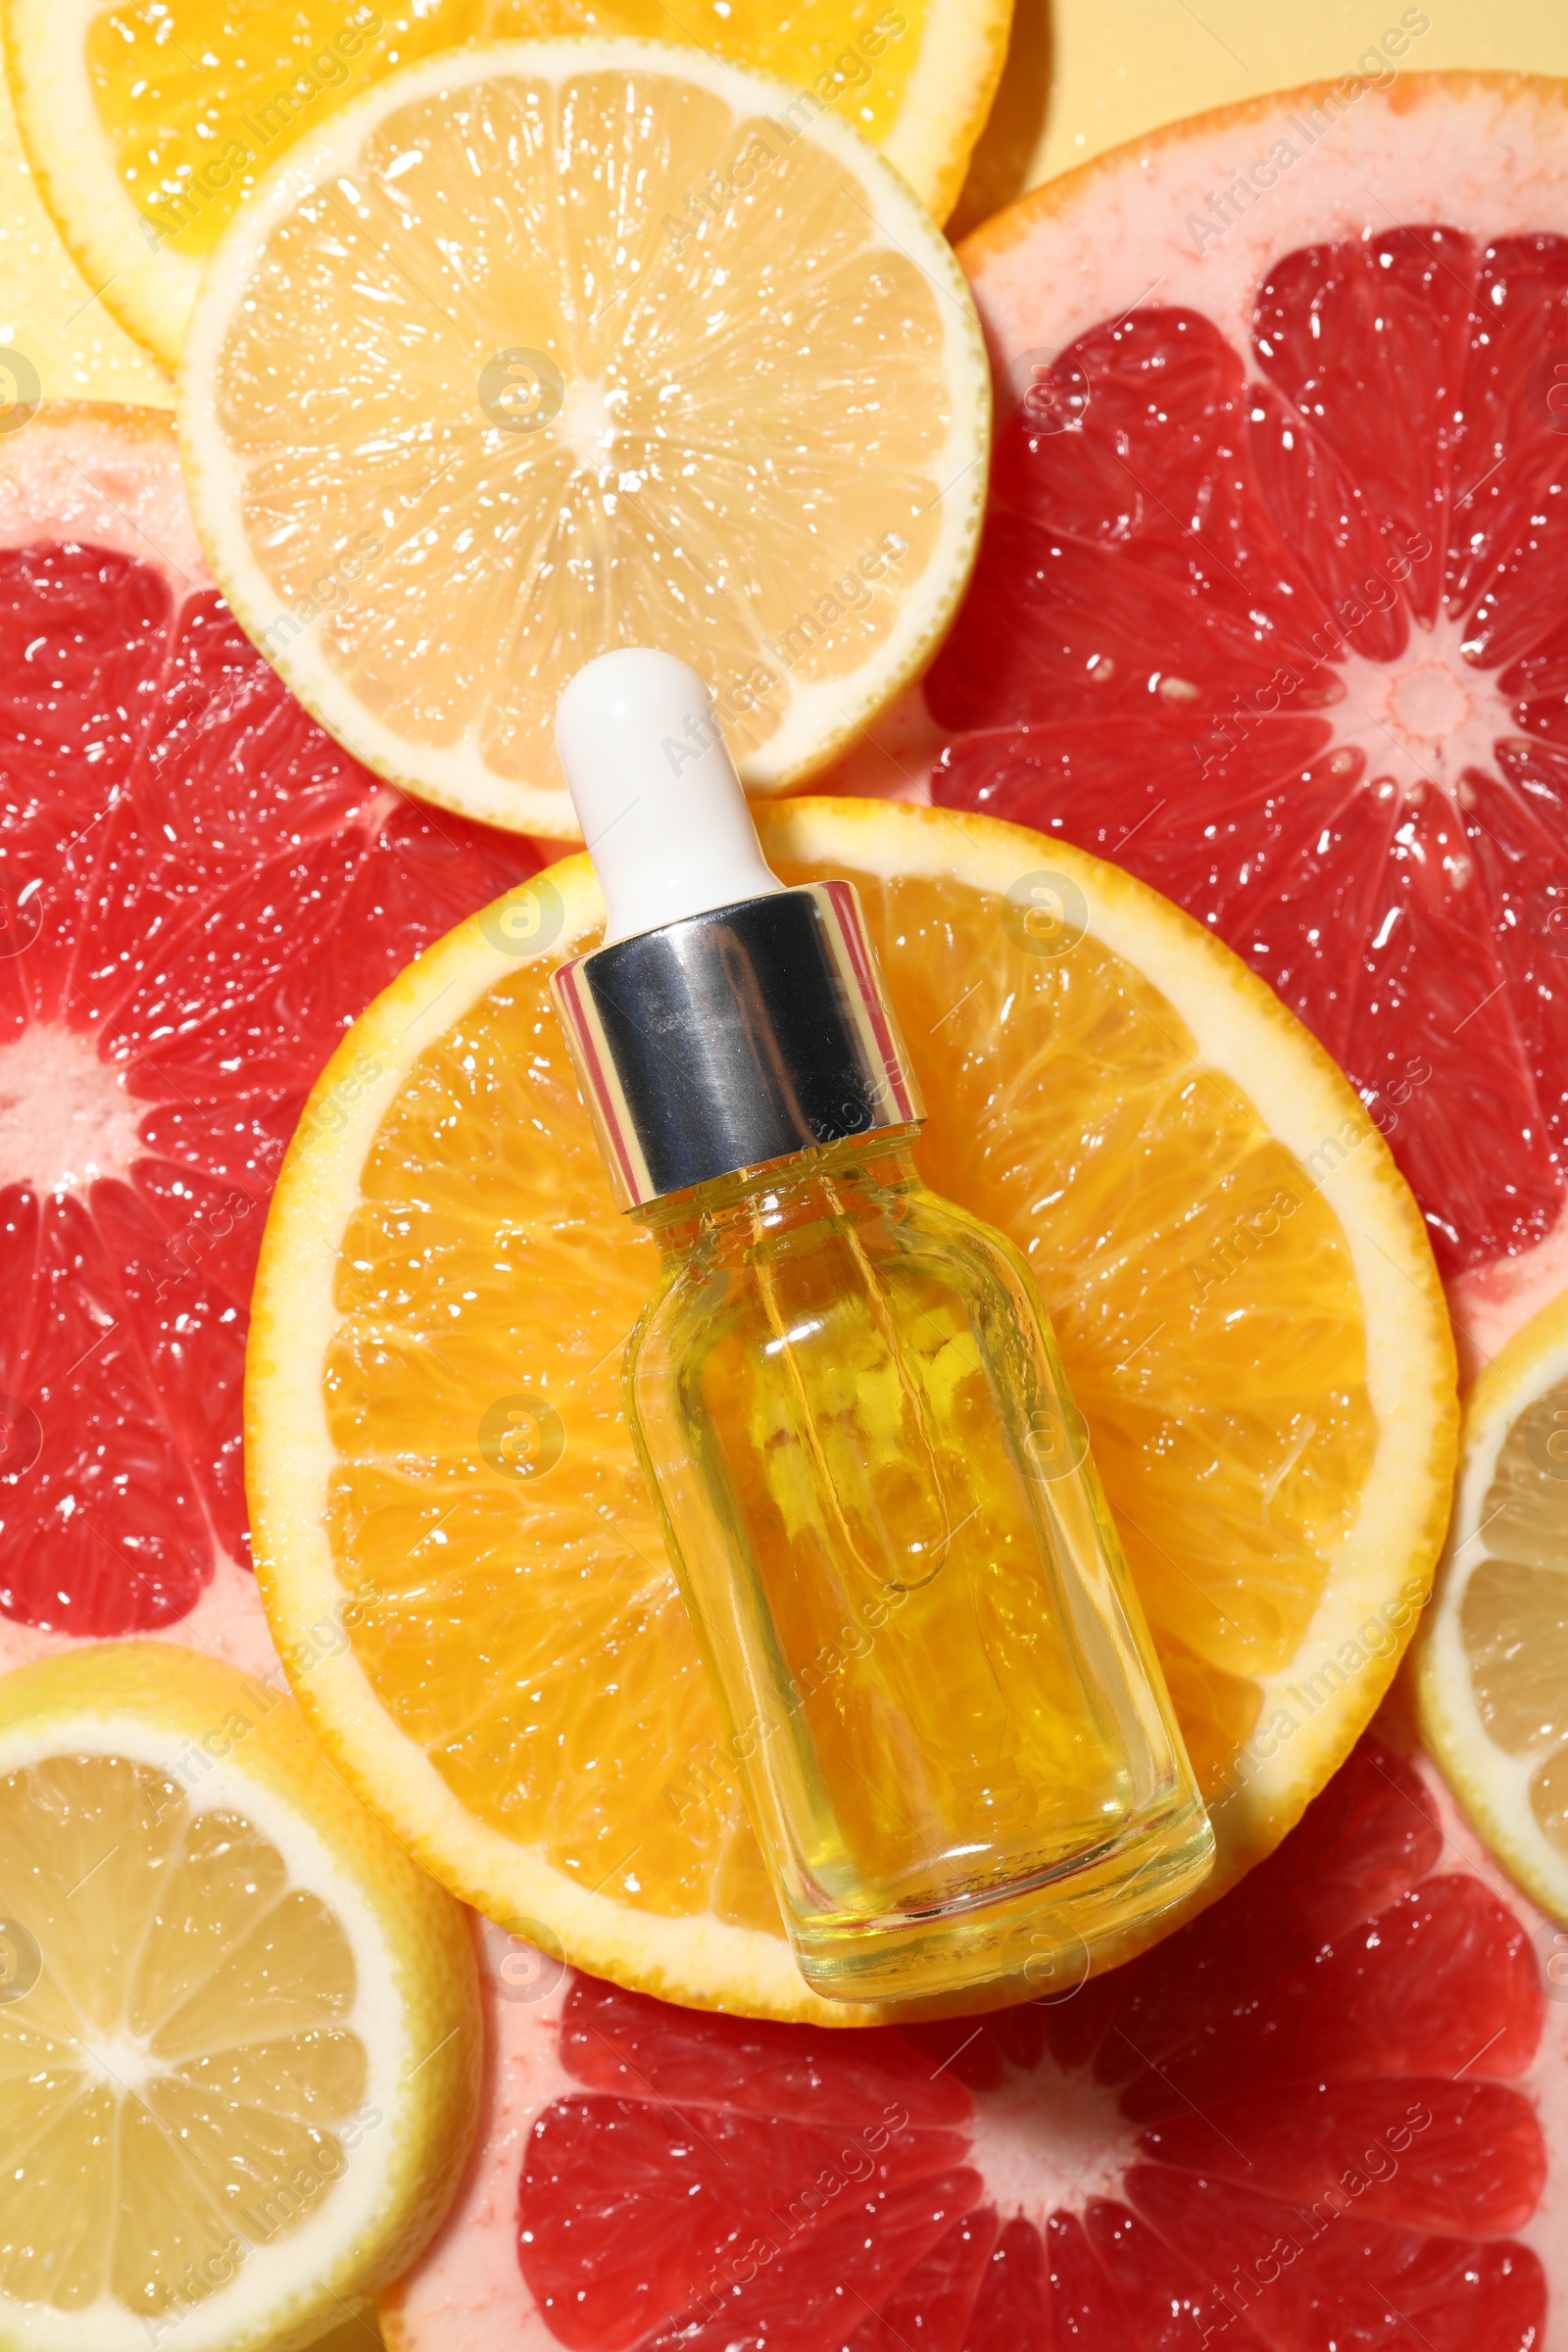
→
(247, 795, 1454, 2023)
(926, 74, 1568, 1348)
(0, 403, 538, 1666)
(378, 1720, 1563, 2350)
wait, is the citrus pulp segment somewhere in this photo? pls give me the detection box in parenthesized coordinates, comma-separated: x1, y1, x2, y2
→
(1419, 1282, 1568, 1925)
(247, 798, 1455, 2023)
(381, 1728, 1563, 2352)
(0, 403, 538, 1669)
(176, 38, 991, 838)
(0, 1639, 479, 2351)
(930, 73, 1568, 1338)
(4, 0, 1008, 368)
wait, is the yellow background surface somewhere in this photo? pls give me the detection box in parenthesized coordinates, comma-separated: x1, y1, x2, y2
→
(951, 0, 1567, 232)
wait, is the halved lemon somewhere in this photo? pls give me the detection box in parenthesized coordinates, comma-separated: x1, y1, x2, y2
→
(0, 1640, 478, 2349)
(1419, 1285, 1568, 1922)
(173, 38, 990, 838)
(247, 798, 1457, 2024)
(5, 0, 1008, 371)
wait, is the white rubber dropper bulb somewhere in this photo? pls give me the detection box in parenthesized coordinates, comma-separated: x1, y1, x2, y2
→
(555, 649, 784, 947)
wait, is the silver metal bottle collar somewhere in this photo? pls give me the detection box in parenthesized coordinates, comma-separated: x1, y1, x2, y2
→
(550, 879, 925, 1210)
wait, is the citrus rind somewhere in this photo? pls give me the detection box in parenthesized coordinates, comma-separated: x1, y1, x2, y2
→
(1418, 1287, 1568, 1925)
(176, 36, 991, 838)
(0, 1641, 480, 2352)
(248, 800, 1456, 2023)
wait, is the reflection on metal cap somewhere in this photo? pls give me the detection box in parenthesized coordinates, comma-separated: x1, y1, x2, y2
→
(551, 880, 924, 1209)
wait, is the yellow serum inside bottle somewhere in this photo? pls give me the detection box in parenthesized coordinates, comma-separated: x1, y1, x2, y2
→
(550, 650, 1212, 2006)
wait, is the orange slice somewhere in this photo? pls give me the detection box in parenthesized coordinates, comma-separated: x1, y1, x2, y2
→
(246, 798, 1455, 2023)
(5, 0, 1010, 368)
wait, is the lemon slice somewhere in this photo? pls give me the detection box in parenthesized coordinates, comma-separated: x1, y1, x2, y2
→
(246, 798, 1457, 2023)
(1418, 1286, 1568, 1923)
(0, 1641, 477, 2349)
(174, 38, 989, 838)
(4, 0, 1009, 370)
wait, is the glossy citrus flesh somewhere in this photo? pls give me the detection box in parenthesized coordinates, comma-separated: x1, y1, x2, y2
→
(250, 798, 1454, 2018)
(936, 207, 1568, 1286)
(86, 0, 922, 262)
(179, 44, 989, 835)
(0, 1751, 366, 2314)
(1464, 1391, 1568, 1853)
(0, 408, 537, 1641)
(388, 1734, 1553, 2351)
(0, 1641, 479, 2350)
(10, 0, 1008, 368)
(325, 866, 1366, 1882)
(1420, 1285, 1568, 1922)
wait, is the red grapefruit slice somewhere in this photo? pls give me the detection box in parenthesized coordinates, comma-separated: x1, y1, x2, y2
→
(380, 1716, 1566, 2350)
(0, 404, 538, 1668)
(917, 74, 1568, 1367)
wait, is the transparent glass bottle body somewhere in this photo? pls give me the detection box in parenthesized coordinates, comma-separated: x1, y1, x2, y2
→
(626, 1129, 1213, 2004)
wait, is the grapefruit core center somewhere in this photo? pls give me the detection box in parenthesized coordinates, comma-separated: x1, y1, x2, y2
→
(0, 1024, 144, 1196)
(1334, 613, 1516, 808)
(967, 2054, 1137, 2219)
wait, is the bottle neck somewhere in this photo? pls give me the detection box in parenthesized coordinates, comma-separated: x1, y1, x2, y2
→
(636, 1125, 925, 1261)
(551, 881, 923, 1209)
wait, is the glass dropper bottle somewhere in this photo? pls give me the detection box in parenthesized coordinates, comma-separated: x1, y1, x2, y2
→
(550, 649, 1212, 2007)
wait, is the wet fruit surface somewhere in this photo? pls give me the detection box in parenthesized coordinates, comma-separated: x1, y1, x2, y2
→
(0, 529, 536, 1634)
(511, 1735, 1548, 2349)
(931, 225, 1568, 1282)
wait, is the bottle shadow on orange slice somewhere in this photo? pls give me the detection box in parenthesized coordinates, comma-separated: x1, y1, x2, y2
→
(379, 1713, 1566, 2351)
(922, 72, 1568, 1378)
(0, 403, 539, 1677)
(247, 794, 1456, 2027)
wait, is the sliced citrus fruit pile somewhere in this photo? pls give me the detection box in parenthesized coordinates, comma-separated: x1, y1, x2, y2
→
(5, 0, 1008, 369)
(382, 1723, 1565, 2351)
(175, 39, 990, 838)
(1419, 1281, 1568, 1926)
(923, 74, 1568, 1337)
(0, 404, 537, 1671)
(0, 1639, 478, 2350)
(248, 795, 1455, 2023)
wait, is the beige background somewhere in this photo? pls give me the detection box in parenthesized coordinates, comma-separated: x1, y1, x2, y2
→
(951, 0, 1568, 233)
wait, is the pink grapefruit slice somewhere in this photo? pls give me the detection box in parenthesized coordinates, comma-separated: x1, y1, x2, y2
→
(380, 1716, 1565, 2349)
(916, 73, 1568, 1368)
(0, 404, 538, 1669)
